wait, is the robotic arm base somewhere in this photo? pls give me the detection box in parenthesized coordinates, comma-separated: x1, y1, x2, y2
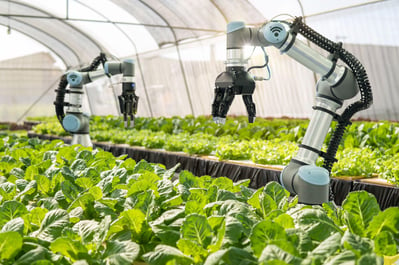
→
(71, 134, 92, 148)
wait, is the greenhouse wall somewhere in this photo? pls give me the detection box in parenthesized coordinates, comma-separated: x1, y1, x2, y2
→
(1, 40, 399, 122)
(0, 52, 63, 122)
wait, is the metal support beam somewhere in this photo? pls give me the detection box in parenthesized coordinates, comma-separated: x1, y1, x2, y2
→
(0, 19, 74, 68)
(16, 76, 61, 123)
(75, 0, 154, 117)
(138, 0, 195, 116)
(0, 13, 224, 33)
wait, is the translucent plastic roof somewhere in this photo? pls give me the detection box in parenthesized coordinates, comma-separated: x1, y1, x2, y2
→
(0, 0, 263, 68)
(0, 0, 382, 69)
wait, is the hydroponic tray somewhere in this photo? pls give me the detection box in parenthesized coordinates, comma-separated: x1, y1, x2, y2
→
(28, 132, 399, 209)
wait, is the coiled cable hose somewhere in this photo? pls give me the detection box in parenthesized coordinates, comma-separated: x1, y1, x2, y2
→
(292, 17, 373, 173)
(54, 75, 68, 123)
(54, 53, 108, 126)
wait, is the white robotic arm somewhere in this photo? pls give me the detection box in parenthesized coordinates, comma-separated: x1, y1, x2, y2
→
(212, 17, 372, 204)
(55, 56, 138, 147)
(62, 69, 108, 147)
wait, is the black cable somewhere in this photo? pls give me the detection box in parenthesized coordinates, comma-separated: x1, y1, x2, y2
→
(247, 47, 269, 72)
(291, 17, 373, 173)
(55, 74, 68, 123)
(247, 63, 267, 72)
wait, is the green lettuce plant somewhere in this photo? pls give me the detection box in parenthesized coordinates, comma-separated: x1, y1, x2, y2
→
(0, 134, 397, 264)
(30, 116, 399, 182)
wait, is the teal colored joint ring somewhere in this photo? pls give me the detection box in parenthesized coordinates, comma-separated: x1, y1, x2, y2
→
(227, 21, 245, 33)
(298, 165, 330, 186)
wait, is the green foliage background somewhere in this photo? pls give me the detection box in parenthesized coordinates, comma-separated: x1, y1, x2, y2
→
(32, 115, 399, 184)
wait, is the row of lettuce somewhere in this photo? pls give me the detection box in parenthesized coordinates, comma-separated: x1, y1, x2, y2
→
(31, 115, 399, 184)
(0, 134, 398, 264)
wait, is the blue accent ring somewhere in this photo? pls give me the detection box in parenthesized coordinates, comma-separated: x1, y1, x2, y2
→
(227, 21, 245, 33)
(63, 115, 80, 132)
(67, 71, 83, 86)
(298, 165, 330, 186)
(104, 62, 109, 74)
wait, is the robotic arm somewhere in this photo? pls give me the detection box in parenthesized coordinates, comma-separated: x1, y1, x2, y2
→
(61, 69, 105, 147)
(55, 57, 138, 147)
(213, 17, 372, 204)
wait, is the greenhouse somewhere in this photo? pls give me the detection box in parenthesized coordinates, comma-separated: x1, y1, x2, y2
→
(0, 0, 398, 264)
